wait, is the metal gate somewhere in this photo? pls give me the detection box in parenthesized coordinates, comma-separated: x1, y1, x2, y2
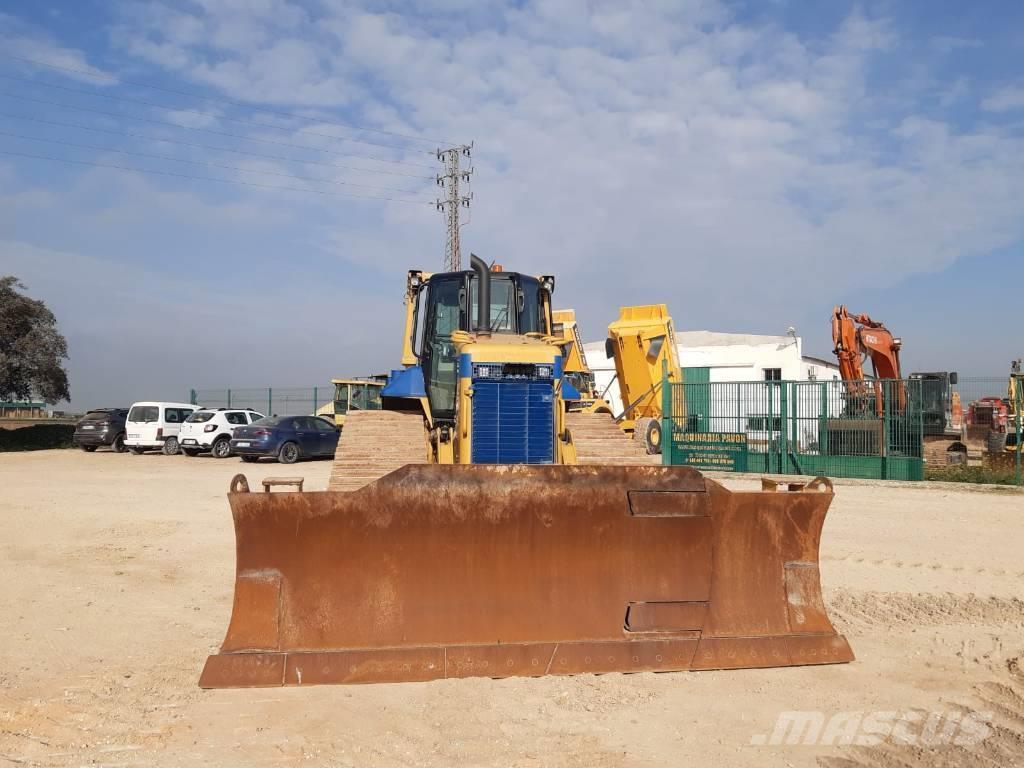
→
(662, 377, 925, 480)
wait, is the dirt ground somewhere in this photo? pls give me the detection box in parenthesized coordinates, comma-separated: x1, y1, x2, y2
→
(1, 450, 1023, 767)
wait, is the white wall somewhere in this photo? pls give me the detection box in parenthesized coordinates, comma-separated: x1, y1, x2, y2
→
(583, 331, 839, 419)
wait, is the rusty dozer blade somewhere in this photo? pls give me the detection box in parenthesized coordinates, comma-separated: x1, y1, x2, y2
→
(200, 465, 853, 688)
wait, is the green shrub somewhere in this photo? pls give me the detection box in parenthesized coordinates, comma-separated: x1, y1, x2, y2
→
(924, 462, 1021, 486)
(0, 424, 75, 452)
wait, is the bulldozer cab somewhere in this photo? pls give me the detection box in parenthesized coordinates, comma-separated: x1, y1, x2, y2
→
(406, 265, 555, 425)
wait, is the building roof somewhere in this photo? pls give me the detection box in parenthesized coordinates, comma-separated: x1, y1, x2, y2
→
(677, 330, 794, 348)
(802, 355, 839, 369)
(583, 330, 797, 354)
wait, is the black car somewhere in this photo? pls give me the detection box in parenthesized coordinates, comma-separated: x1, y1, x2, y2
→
(73, 408, 130, 453)
(230, 415, 341, 464)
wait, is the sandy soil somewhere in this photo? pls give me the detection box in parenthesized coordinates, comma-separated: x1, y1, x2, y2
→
(1, 449, 1022, 767)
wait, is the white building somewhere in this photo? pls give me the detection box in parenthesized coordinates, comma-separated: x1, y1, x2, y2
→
(582, 331, 843, 454)
(583, 330, 840, 415)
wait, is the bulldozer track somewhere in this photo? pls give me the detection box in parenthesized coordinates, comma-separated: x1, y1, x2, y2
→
(566, 412, 660, 466)
(329, 410, 657, 493)
(328, 410, 427, 492)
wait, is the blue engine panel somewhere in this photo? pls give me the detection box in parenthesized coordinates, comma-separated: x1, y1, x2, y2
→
(471, 378, 555, 464)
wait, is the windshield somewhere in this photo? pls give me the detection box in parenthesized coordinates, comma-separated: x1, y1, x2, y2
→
(84, 410, 112, 420)
(470, 274, 515, 332)
(250, 416, 287, 427)
(468, 274, 547, 334)
(186, 411, 215, 423)
(128, 406, 158, 423)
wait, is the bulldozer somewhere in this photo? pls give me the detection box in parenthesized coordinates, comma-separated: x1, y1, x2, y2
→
(314, 377, 386, 427)
(551, 308, 614, 416)
(199, 256, 852, 688)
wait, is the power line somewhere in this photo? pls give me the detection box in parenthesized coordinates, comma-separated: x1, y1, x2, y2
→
(0, 90, 437, 169)
(0, 72, 427, 154)
(0, 148, 435, 204)
(1, 54, 449, 147)
(0, 130, 431, 194)
(0, 111, 435, 179)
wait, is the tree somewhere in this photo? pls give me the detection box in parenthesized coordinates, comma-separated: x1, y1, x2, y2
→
(0, 276, 70, 404)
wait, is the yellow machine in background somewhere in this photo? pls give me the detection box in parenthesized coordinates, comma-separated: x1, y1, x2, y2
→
(605, 304, 684, 454)
(552, 309, 613, 415)
(315, 378, 386, 426)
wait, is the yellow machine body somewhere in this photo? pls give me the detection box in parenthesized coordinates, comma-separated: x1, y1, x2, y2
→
(605, 304, 685, 453)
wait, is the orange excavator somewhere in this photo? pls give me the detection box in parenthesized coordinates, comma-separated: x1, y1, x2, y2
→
(831, 306, 906, 417)
(831, 306, 965, 464)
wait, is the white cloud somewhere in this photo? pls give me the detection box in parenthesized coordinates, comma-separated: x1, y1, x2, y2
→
(0, 12, 111, 82)
(3, 1, 1023, 401)
(982, 84, 1024, 113)
(932, 36, 983, 53)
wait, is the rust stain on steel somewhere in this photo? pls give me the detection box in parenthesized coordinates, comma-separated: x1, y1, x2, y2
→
(199, 464, 853, 688)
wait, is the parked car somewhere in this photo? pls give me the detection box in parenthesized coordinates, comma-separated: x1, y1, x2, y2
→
(230, 415, 340, 464)
(73, 408, 129, 453)
(124, 401, 198, 455)
(179, 408, 265, 458)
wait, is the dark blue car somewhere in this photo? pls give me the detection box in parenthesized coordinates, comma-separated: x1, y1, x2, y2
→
(230, 415, 340, 464)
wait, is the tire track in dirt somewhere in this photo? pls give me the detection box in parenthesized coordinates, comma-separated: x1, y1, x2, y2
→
(828, 590, 1024, 631)
(818, 675, 1024, 767)
(822, 553, 1024, 580)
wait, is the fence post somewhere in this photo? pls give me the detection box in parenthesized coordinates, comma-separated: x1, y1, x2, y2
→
(736, 382, 741, 434)
(661, 359, 671, 465)
(313, 386, 318, 415)
(819, 381, 828, 464)
(1016, 383, 1022, 487)
(881, 380, 890, 480)
(782, 380, 790, 473)
(268, 388, 273, 416)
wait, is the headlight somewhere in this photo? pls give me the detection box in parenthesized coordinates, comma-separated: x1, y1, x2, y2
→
(536, 365, 553, 378)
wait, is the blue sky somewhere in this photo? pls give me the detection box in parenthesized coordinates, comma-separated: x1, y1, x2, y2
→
(1, 0, 1022, 407)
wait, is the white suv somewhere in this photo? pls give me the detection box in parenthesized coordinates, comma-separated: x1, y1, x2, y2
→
(179, 408, 265, 458)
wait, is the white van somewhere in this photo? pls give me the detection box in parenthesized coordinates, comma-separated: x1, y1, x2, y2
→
(124, 401, 198, 455)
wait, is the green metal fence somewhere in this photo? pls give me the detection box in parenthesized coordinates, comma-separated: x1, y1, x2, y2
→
(189, 386, 333, 417)
(662, 378, 926, 480)
(947, 375, 1023, 485)
(662, 374, 1023, 484)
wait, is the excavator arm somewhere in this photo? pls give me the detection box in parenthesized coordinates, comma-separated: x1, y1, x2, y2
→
(831, 306, 906, 416)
